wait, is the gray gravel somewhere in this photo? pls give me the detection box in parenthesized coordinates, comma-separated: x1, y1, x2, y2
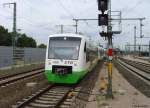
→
(0, 73, 49, 108)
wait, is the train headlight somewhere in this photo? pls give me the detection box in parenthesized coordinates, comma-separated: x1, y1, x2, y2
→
(74, 63, 77, 66)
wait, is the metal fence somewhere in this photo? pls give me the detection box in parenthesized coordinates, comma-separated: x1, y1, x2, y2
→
(0, 46, 13, 68)
(24, 48, 46, 64)
(0, 46, 46, 68)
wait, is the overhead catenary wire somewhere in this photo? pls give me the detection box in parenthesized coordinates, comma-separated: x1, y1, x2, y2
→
(57, 0, 75, 19)
(0, 4, 13, 20)
(16, 1, 57, 31)
(121, 0, 142, 13)
(23, 0, 47, 19)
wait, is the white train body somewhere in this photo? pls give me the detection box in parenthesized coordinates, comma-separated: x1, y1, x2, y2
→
(45, 33, 99, 84)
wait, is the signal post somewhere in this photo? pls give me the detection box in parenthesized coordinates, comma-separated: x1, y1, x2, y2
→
(98, 0, 113, 98)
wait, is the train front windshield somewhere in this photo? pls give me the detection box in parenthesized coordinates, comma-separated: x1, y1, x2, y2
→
(48, 37, 81, 60)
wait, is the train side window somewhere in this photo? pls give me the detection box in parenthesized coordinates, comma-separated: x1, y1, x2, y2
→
(84, 43, 86, 52)
(86, 49, 90, 62)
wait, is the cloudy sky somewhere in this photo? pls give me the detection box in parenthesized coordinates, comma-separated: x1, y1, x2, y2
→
(0, 0, 150, 49)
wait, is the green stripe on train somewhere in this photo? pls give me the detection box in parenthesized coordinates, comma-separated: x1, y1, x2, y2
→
(45, 70, 87, 84)
(45, 59, 99, 84)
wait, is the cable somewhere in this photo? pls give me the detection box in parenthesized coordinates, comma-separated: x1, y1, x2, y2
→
(84, 20, 97, 29)
(22, 0, 49, 21)
(57, 0, 75, 19)
(78, 1, 96, 15)
(121, 0, 142, 14)
(24, 0, 45, 16)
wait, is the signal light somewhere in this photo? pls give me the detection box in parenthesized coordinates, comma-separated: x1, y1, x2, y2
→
(99, 31, 107, 37)
(98, 0, 108, 12)
(108, 48, 112, 56)
(98, 14, 108, 26)
(98, 0, 109, 37)
(99, 31, 113, 37)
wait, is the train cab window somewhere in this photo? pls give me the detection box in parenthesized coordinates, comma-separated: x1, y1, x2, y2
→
(48, 37, 81, 60)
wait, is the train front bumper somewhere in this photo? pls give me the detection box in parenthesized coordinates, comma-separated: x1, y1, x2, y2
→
(45, 70, 87, 84)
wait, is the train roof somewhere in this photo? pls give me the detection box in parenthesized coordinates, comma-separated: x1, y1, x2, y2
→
(49, 33, 86, 39)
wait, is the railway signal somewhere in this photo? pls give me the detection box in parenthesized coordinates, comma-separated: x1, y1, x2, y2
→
(98, 0, 113, 98)
(98, 0, 108, 12)
(99, 31, 107, 37)
(97, 0, 109, 32)
(98, 14, 108, 26)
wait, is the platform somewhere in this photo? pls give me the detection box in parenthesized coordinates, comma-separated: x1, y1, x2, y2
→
(86, 63, 150, 108)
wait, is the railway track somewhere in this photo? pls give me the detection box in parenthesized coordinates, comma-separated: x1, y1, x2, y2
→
(14, 84, 72, 108)
(118, 58, 150, 83)
(114, 58, 150, 97)
(13, 60, 103, 108)
(0, 68, 44, 87)
(0, 67, 44, 80)
(119, 58, 150, 74)
(135, 56, 149, 62)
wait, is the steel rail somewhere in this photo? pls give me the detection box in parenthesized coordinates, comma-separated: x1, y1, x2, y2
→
(118, 59, 150, 82)
(0, 67, 44, 80)
(119, 58, 150, 74)
(15, 84, 72, 108)
(0, 69, 44, 87)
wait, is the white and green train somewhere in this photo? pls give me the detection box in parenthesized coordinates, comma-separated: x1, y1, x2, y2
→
(45, 33, 101, 84)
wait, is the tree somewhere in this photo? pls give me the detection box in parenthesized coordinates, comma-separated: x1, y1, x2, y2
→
(0, 25, 37, 48)
(17, 34, 37, 48)
(0, 26, 12, 46)
(37, 44, 47, 48)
